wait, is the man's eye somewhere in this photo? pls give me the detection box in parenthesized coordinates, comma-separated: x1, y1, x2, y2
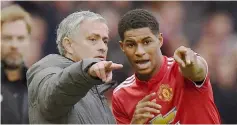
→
(18, 36, 25, 42)
(104, 40, 108, 44)
(127, 44, 134, 48)
(2, 36, 12, 41)
(144, 40, 151, 45)
(90, 38, 96, 41)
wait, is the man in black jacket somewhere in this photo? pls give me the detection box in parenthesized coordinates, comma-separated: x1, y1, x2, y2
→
(27, 11, 123, 124)
(1, 4, 32, 124)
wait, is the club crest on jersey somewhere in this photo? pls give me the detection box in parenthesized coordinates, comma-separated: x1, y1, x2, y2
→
(158, 84, 173, 102)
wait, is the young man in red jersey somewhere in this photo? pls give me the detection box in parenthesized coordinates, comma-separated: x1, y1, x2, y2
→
(112, 9, 221, 124)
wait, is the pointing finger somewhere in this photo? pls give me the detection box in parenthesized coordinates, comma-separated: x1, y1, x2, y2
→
(98, 62, 106, 82)
(108, 63, 123, 70)
(174, 52, 186, 67)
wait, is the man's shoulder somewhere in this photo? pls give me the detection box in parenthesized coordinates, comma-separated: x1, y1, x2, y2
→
(31, 54, 70, 68)
(162, 56, 180, 74)
(27, 54, 72, 74)
(26, 54, 69, 85)
(113, 74, 136, 95)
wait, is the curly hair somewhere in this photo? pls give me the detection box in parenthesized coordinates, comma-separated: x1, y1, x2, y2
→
(118, 9, 159, 41)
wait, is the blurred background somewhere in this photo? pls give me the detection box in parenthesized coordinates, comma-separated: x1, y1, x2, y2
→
(1, 1, 237, 123)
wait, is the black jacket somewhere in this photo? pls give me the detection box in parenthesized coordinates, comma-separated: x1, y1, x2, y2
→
(1, 63, 29, 124)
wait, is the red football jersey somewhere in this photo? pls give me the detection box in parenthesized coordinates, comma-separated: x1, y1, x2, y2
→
(112, 56, 221, 124)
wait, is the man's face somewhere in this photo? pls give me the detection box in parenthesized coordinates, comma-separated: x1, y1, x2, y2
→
(70, 19, 109, 61)
(1, 20, 30, 68)
(120, 27, 163, 75)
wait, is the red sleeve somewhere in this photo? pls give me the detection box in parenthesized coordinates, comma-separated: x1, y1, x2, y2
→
(112, 94, 130, 124)
(184, 73, 211, 90)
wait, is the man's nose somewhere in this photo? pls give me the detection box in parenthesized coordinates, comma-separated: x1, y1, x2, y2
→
(9, 38, 18, 50)
(135, 44, 145, 57)
(97, 40, 108, 53)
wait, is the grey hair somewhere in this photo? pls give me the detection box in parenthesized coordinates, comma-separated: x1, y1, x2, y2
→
(56, 11, 107, 55)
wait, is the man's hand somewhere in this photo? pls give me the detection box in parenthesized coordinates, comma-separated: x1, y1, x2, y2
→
(173, 46, 207, 82)
(131, 93, 162, 124)
(88, 61, 123, 83)
(174, 46, 197, 68)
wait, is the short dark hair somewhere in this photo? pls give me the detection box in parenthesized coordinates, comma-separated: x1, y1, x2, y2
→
(118, 9, 159, 41)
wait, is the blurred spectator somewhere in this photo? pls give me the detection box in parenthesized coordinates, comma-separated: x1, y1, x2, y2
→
(194, 12, 234, 83)
(213, 36, 237, 124)
(1, 4, 32, 124)
(25, 14, 47, 67)
(100, 7, 133, 83)
(54, 1, 74, 18)
(14, 1, 59, 56)
(158, 1, 189, 57)
(1, 1, 14, 9)
(216, 35, 237, 89)
(207, 1, 237, 32)
(112, 1, 133, 13)
(195, 11, 237, 124)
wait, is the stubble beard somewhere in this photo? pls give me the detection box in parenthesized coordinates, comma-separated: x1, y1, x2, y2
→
(2, 55, 24, 70)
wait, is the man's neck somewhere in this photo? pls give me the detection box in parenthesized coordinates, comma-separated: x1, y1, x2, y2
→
(64, 53, 76, 62)
(5, 68, 22, 82)
(136, 73, 152, 82)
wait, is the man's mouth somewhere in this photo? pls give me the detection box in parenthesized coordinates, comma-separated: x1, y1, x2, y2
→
(135, 59, 150, 64)
(134, 59, 151, 69)
(95, 56, 106, 60)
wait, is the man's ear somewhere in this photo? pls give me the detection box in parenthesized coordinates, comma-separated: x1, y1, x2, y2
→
(62, 37, 73, 54)
(158, 33, 163, 48)
(119, 41, 125, 52)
